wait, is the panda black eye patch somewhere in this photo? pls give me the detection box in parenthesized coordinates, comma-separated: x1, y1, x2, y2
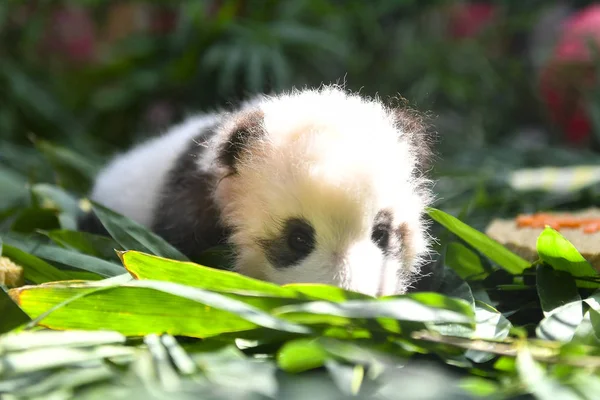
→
(371, 209, 393, 252)
(259, 217, 316, 269)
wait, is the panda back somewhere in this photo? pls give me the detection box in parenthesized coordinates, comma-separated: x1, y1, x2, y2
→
(88, 114, 219, 227)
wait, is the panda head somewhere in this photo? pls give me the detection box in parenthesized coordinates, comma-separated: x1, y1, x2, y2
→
(207, 86, 434, 296)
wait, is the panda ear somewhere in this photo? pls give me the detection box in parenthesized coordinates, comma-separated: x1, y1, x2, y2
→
(217, 109, 265, 173)
(392, 107, 435, 172)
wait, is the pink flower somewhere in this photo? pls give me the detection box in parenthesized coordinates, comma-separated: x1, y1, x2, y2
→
(448, 3, 497, 39)
(46, 5, 97, 63)
(539, 5, 600, 145)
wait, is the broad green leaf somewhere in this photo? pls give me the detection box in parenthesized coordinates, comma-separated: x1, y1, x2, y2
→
(11, 208, 61, 233)
(46, 229, 120, 260)
(0, 166, 28, 209)
(195, 245, 235, 270)
(31, 184, 80, 230)
(324, 359, 364, 396)
(1, 244, 72, 284)
(34, 139, 97, 193)
(536, 265, 581, 316)
(31, 184, 80, 215)
(189, 345, 278, 398)
(125, 250, 373, 302)
(465, 301, 512, 363)
(427, 208, 529, 274)
(91, 202, 189, 262)
(536, 227, 599, 289)
(459, 377, 499, 397)
(587, 308, 600, 341)
(445, 242, 486, 280)
(0, 288, 30, 334)
(536, 300, 583, 342)
(274, 292, 474, 326)
(435, 264, 475, 308)
(0, 330, 125, 352)
(283, 284, 373, 302)
(571, 309, 600, 347)
(31, 244, 122, 278)
(277, 338, 328, 373)
(10, 280, 310, 337)
(4, 235, 113, 279)
(0, 345, 135, 376)
(516, 346, 581, 400)
(122, 251, 296, 298)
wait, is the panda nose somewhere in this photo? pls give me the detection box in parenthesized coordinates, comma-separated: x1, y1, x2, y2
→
(375, 260, 388, 297)
(342, 240, 390, 296)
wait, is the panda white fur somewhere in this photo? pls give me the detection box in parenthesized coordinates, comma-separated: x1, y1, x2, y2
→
(82, 85, 434, 296)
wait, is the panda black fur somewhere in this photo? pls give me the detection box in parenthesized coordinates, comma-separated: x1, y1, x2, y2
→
(81, 85, 434, 296)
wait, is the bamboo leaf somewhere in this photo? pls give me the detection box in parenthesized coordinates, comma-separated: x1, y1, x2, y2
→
(90, 202, 188, 262)
(427, 208, 529, 274)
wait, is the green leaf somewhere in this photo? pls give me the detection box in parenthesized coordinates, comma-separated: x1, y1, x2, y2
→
(3, 234, 116, 279)
(283, 284, 373, 302)
(10, 279, 311, 337)
(195, 245, 235, 270)
(46, 229, 121, 260)
(324, 359, 364, 396)
(427, 208, 529, 274)
(0, 288, 30, 334)
(0, 343, 134, 377)
(123, 250, 372, 303)
(536, 227, 599, 289)
(516, 345, 581, 400)
(90, 202, 189, 262)
(459, 377, 499, 397)
(536, 300, 583, 342)
(445, 242, 486, 280)
(122, 251, 296, 298)
(1, 244, 72, 284)
(536, 264, 581, 316)
(31, 184, 81, 230)
(589, 308, 600, 342)
(11, 208, 61, 234)
(0, 166, 28, 209)
(465, 301, 512, 363)
(275, 292, 474, 326)
(31, 244, 122, 278)
(34, 140, 97, 193)
(277, 338, 328, 373)
(435, 263, 475, 308)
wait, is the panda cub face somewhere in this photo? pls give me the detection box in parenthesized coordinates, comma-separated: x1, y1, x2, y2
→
(207, 87, 432, 296)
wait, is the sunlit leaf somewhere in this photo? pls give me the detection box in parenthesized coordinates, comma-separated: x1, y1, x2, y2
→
(122, 251, 296, 298)
(277, 338, 328, 373)
(10, 279, 310, 337)
(445, 242, 487, 280)
(536, 227, 599, 289)
(427, 208, 529, 274)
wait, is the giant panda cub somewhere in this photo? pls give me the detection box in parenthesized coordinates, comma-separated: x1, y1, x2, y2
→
(82, 85, 434, 296)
